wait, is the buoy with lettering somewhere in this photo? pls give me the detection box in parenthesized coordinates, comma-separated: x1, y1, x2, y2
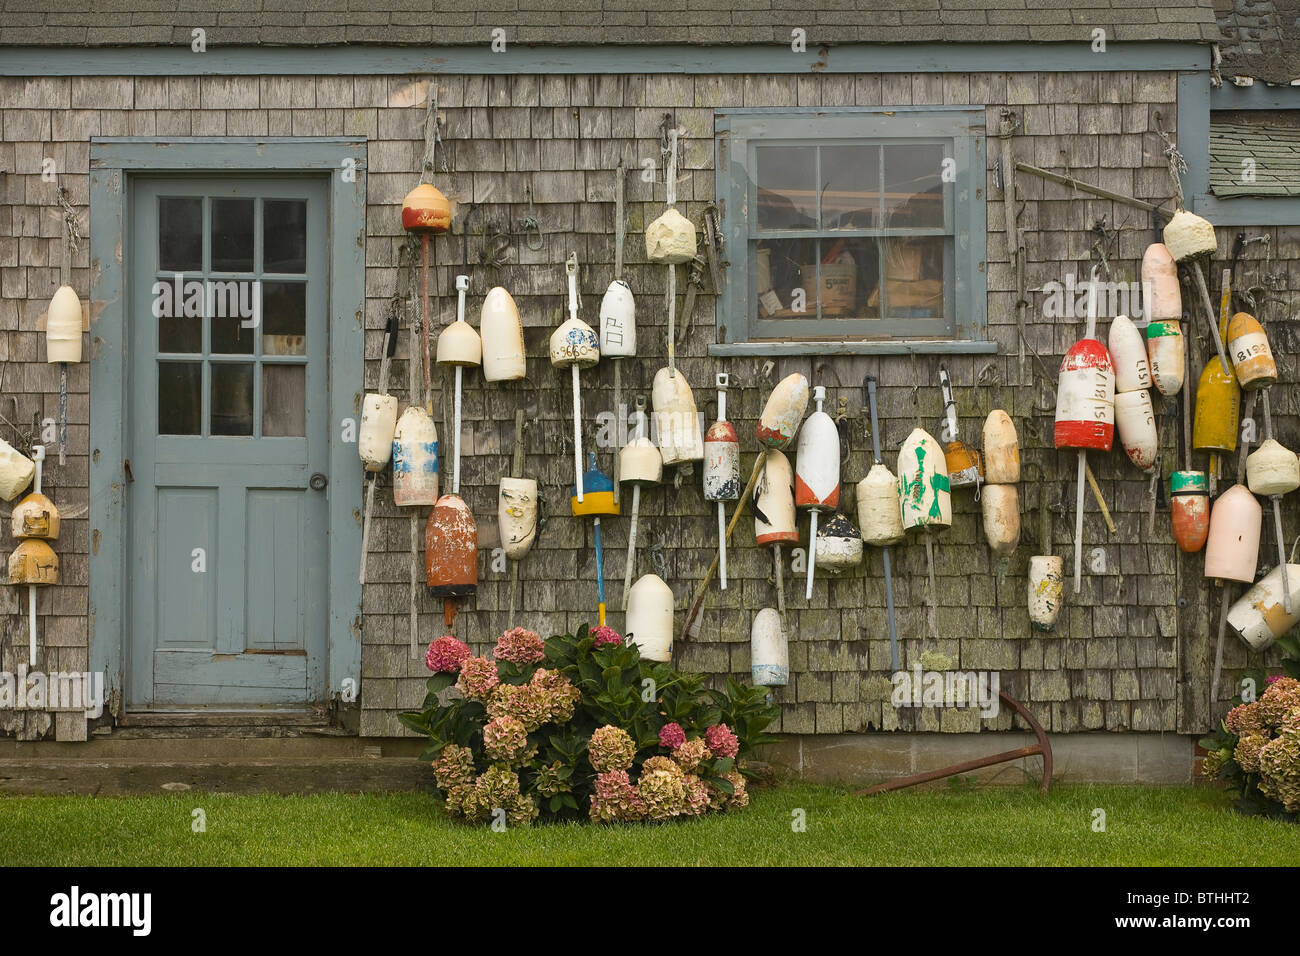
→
(1170, 470, 1210, 553)
(620, 398, 662, 610)
(815, 511, 863, 573)
(1115, 389, 1158, 473)
(750, 607, 789, 687)
(1107, 315, 1149, 393)
(755, 448, 797, 614)
(652, 366, 704, 467)
(795, 386, 841, 599)
(480, 286, 526, 383)
(391, 405, 438, 507)
(551, 253, 600, 501)
(1204, 484, 1261, 583)
(757, 373, 809, 450)
(571, 452, 620, 626)
(1226, 311, 1277, 390)
(1146, 319, 1186, 399)
(1163, 208, 1230, 374)
(1143, 242, 1184, 396)
(1056, 270, 1113, 592)
(982, 410, 1019, 485)
(703, 374, 740, 589)
(1228, 560, 1300, 651)
(625, 573, 673, 663)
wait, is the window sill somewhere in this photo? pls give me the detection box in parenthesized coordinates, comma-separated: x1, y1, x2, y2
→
(708, 340, 999, 357)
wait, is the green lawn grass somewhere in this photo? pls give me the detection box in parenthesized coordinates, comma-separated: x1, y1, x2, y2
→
(0, 783, 1296, 866)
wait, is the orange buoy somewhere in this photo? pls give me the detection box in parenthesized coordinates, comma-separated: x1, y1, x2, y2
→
(401, 183, 451, 234)
(425, 494, 478, 598)
(1170, 470, 1210, 553)
(1225, 311, 1277, 390)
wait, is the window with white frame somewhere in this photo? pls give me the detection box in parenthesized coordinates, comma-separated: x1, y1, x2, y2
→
(715, 108, 987, 348)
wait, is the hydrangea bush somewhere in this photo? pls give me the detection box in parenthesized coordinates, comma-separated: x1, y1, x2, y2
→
(400, 624, 779, 825)
(1199, 644, 1300, 821)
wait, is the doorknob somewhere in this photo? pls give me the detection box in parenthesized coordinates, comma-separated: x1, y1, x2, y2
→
(310, 473, 328, 491)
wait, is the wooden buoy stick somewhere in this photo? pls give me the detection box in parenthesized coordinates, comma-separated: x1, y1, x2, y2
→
(717, 501, 727, 590)
(1211, 581, 1232, 705)
(360, 314, 397, 585)
(507, 409, 525, 621)
(420, 234, 433, 411)
(623, 483, 642, 611)
(1084, 464, 1116, 533)
(666, 128, 679, 378)
(924, 531, 939, 639)
(804, 510, 819, 600)
(1074, 452, 1086, 592)
(612, 162, 626, 505)
(1192, 265, 1231, 375)
(774, 545, 786, 615)
(1260, 390, 1290, 613)
(452, 365, 463, 495)
(682, 452, 764, 639)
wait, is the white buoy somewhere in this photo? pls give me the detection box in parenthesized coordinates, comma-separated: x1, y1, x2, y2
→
(755, 448, 798, 615)
(897, 428, 952, 530)
(550, 254, 600, 502)
(981, 410, 1020, 485)
(1228, 561, 1300, 651)
(498, 477, 538, 561)
(1108, 315, 1150, 393)
(1114, 389, 1159, 473)
(857, 463, 906, 548)
(750, 607, 789, 687)
(620, 399, 662, 609)
(1028, 555, 1065, 631)
(598, 280, 635, 359)
(0, 438, 35, 502)
(795, 386, 840, 600)
(391, 406, 439, 507)
(757, 373, 810, 450)
(480, 286, 526, 383)
(45, 285, 82, 364)
(981, 484, 1020, 557)
(703, 374, 740, 589)
(359, 394, 398, 472)
(626, 573, 674, 662)
(652, 366, 704, 467)
(815, 512, 863, 573)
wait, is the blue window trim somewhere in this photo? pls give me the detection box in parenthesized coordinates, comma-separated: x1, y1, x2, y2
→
(712, 107, 987, 357)
(88, 137, 366, 712)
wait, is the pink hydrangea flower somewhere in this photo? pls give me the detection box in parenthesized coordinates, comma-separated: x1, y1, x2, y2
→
(425, 635, 471, 673)
(456, 656, 500, 702)
(590, 625, 623, 648)
(658, 722, 686, 750)
(493, 626, 546, 665)
(705, 723, 739, 759)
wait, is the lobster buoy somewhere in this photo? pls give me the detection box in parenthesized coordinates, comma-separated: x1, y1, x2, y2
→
(391, 406, 439, 507)
(7, 539, 57, 586)
(498, 477, 538, 560)
(1192, 355, 1240, 455)
(401, 183, 451, 234)
(857, 464, 906, 548)
(704, 377, 740, 589)
(644, 208, 696, 264)
(750, 607, 789, 687)
(1146, 319, 1185, 398)
(757, 373, 809, 450)
(0, 438, 34, 502)
(1028, 555, 1064, 631)
(982, 410, 1019, 485)
(981, 484, 1019, 557)
(620, 432, 663, 485)
(897, 428, 951, 530)
(359, 393, 398, 472)
(1170, 470, 1210, 553)
(1163, 209, 1217, 263)
(1228, 562, 1300, 651)
(1108, 315, 1150, 393)
(11, 493, 59, 540)
(480, 287, 526, 383)
(1114, 389, 1158, 472)
(1054, 339, 1115, 451)
(755, 449, 798, 547)
(625, 573, 673, 662)
(549, 315, 600, 368)
(425, 494, 478, 598)
(815, 512, 863, 573)
(1247, 439, 1300, 497)
(598, 279, 635, 359)
(652, 367, 704, 466)
(796, 386, 841, 598)
(1142, 242, 1182, 322)
(1204, 484, 1261, 583)
(1226, 311, 1277, 390)
(45, 285, 82, 364)
(436, 317, 482, 367)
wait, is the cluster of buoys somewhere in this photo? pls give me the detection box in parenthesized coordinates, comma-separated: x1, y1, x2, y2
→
(6, 446, 57, 666)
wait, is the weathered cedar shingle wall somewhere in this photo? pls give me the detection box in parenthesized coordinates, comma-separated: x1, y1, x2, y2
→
(0, 69, 1293, 742)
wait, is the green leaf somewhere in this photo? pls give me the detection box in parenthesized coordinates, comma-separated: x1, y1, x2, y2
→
(706, 776, 734, 795)
(713, 757, 735, 775)
(426, 673, 456, 694)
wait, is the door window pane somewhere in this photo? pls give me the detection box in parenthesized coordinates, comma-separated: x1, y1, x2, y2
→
(755, 146, 817, 230)
(262, 365, 306, 437)
(211, 286, 256, 356)
(262, 281, 307, 356)
(158, 197, 202, 273)
(158, 361, 201, 435)
(884, 145, 945, 228)
(264, 200, 307, 273)
(158, 307, 201, 354)
(211, 363, 254, 436)
(821, 145, 879, 230)
(211, 198, 255, 272)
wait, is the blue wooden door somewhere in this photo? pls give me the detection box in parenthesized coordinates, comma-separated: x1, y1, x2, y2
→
(127, 176, 330, 708)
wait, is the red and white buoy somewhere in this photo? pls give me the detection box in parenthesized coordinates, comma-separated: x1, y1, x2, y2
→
(703, 373, 740, 590)
(757, 373, 809, 450)
(755, 448, 797, 614)
(1142, 242, 1185, 397)
(1055, 268, 1114, 592)
(795, 386, 840, 600)
(550, 253, 600, 502)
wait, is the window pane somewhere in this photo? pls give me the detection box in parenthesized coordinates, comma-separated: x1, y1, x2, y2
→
(211, 363, 254, 436)
(262, 281, 307, 356)
(211, 280, 256, 355)
(262, 365, 305, 437)
(880, 237, 946, 319)
(211, 198, 255, 272)
(158, 361, 201, 435)
(755, 146, 817, 230)
(264, 200, 307, 273)
(884, 145, 945, 229)
(821, 146, 879, 230)
(158, 303, 201, 354)
(158, 197, 203, 273)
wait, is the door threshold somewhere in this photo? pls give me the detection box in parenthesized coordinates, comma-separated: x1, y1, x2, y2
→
(120, 710, 329, 728)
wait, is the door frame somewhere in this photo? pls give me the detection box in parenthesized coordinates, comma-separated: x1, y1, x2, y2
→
(89, 137, 366, 716)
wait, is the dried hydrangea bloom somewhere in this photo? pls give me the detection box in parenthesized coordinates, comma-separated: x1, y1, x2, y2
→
(1234, 734, 1269, 774)
(530, 668, 582, 725)
(431, 743, 476, 789)
(494, 626, 546, 665)
(671, 737, 712, 774)
(589, 725, 637, 773)
(482, 715, 530, 763)
(637, 757, 686, 821)
(589, 770, 645, 824)
(681, 773, 711, 816)
(1257, 678, 1300, 729)
(456, 656, 500, 702)
(1224, 702, 1265, 736)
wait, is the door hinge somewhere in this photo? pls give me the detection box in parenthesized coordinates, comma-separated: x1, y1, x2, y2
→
(123, 458, 134, 483)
